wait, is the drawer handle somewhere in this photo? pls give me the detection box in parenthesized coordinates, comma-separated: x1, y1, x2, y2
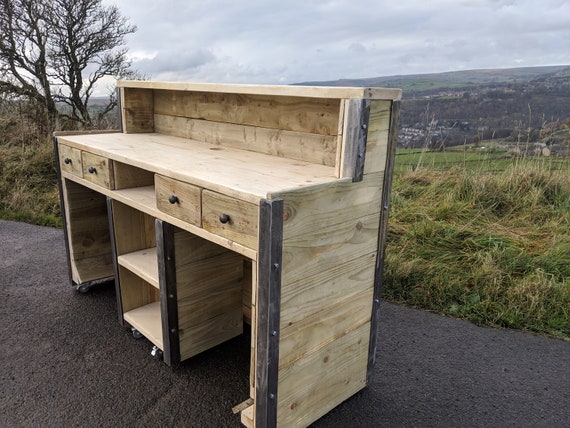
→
(88, 166, 97, 174)
(168, 195, 179, 204)
(219, 213, 231, 224)
(64, 157, 72, 164)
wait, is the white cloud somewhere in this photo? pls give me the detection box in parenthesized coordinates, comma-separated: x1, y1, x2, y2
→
(101, 0, 570, 85)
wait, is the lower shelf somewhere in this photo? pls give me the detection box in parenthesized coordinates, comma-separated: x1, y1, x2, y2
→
(123, 301, 163, 349)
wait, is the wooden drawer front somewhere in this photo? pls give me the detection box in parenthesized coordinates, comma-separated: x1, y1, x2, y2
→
(82, 152, 115, 189)
(202, 190, 258, 249)
(155, 175, 201, 226)
(59, 144, 83, 177)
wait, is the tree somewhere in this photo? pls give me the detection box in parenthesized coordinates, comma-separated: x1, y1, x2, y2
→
(0, 0, 137, 130)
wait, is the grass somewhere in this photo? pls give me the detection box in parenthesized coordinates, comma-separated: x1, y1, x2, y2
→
(383, 161, 570, 339)
(0, 140, 62, 227)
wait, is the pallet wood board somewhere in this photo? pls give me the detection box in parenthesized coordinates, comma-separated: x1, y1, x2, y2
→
(117, 247, 159, 289)
(123, 301, 163, 348)
(154, 114, 338, 166)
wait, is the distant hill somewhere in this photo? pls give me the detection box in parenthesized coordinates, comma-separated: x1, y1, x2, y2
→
(297, 65, 570, 96)
(298, 66, 570, 148)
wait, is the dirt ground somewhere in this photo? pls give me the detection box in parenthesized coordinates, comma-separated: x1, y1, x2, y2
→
(1, 219, 569, 427)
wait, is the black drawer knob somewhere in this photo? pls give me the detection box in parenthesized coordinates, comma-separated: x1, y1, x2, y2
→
(64, 157, 72, 164)
(88, 166, 96, 174)
(168, 195, 179, 204)
(219, 213, 231, 224)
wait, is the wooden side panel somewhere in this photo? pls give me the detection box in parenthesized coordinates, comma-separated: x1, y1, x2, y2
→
(154, 114, 338, 166)
(153, 90, 340, 136)
(173, 230, 244, 361)
(339, 99, 371, 181)
(113, 161, 154, 190)
(363, 100, 392, 175)
(110, 201, 156, 256)
(63, 179, 113, 284)
(273, 172, 385, 427)
(277, 322, 370, 427)
(121, 87, 154, 133)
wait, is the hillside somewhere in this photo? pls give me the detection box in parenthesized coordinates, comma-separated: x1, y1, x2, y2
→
(298, 66, 570, 149)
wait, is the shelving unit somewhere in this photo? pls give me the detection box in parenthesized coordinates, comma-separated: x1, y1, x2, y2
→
(55, 81, 401, 427)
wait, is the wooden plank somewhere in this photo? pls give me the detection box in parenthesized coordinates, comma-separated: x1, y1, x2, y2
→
(118, 266, 157, 313)
(110, 201, 156, 256)
(113, 161, 154, 190)
(123, 301, 163, 348)
(363, 100, 391, 175)
(120, 87, 154, 133)
(154, 114, 338, 166)
(118, 80, 403, 101)
(202, 190, 259, 250)
(63, 179, 113, 283)
(153, 90, 340, 136)
(117, 247, 159, 289)
(339, 99, 371, 181)
(240, 404, 254, 428)
(279, 252, 376, 331)
(57, 133, 338, 204)
(62, 172, 257, 260)
(178, 309, 243, 360)
(172, 230, 244, 361)
(276, 322, 370, 427)
(155, 174, 202, 226)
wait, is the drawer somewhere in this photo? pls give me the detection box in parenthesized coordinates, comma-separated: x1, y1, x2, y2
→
(202, 190, 258, 249)
(155, 175, 201, 226)
(82, 152, 115, 189)
(59, 144, 83, 177)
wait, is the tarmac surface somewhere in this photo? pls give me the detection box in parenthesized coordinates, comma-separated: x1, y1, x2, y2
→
(1, 219, 569, 427)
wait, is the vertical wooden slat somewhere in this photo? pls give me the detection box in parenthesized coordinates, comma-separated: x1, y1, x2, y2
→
(367, 100, 400, 382)
(340, 99, 372, 182)
(255, 199, 283, 428)
(156, 220, 180, 366)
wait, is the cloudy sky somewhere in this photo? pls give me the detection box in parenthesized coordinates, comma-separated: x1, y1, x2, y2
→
(101, 0, 570, 86)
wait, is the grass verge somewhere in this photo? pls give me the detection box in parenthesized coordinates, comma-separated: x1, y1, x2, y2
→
(383, 163, 570, 339)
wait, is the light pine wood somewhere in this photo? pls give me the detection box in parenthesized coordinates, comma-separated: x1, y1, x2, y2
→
(123, 301, 163, 348)
(57, 133, 338, 204)
(118, 267, 157, 313)
(154, 114, 338, 166)
(111, 201, 156, 256)
(202, 190, 259, 250)
(276, 322, 370, 427)
(59, 144, 83, 177)
(363, 100, 391, 175)
(113, 161, 154, 189)
(174, 230, 244, 361)
(117, 247, 159, 289)
(155, 174, 202, 226)
(120, 87, 154, 133)
(62, 179, 113, 283)
(153, 90, 341, 136)
(240, 404, 254, 428)
(81, 151, 115, 189)
(118, 80, 403, 100)
(62, 172, 258, 259)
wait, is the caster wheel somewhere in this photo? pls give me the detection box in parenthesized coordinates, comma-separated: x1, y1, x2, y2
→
(131, 327, 143, 339)
(76, 283, 90, 294)
(151, 345, 163, 360)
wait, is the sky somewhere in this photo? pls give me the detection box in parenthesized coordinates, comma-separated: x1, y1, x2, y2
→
(99, 0, 570, 88)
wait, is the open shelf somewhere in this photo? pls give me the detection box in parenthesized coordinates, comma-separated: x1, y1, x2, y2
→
(123, 301, 163, 349)
(117, 247, 159, 289)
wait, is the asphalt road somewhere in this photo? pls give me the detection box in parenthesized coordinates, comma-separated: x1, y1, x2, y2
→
(1, 219, 569, 427)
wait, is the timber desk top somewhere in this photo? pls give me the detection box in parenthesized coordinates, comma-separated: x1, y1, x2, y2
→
(56, 132, 343, 204)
